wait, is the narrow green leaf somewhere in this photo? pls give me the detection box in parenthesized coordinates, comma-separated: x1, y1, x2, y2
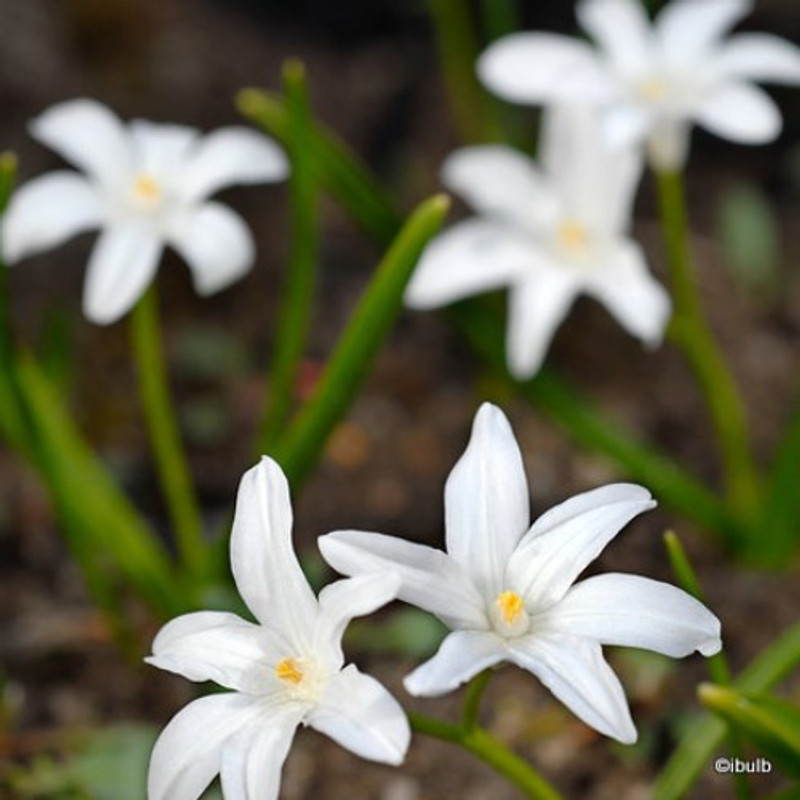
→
(258, 59, 320, 453)
(272, 193, 450, 487)
(654, 623, 800, 800)
(699, 684, 800, 779)
(238, 88, 401, 243)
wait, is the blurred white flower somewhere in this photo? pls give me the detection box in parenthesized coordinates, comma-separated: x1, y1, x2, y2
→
(479, 0, 800, 169)
(405, 105, 670, 378)
(320, 403, 722, 744)
(2, 99, 288, 324)
(146, 457, 409, 800)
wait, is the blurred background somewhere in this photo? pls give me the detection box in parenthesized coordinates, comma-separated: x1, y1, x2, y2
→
(1, 1, 800, 797)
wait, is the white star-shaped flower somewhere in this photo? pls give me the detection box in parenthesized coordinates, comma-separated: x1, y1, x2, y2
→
(320, 403, 722, 744)
(405, 105, 670, 379)
(479, 0, 800, 169)
(146, 457, 410, 800)
(2, 98, 289, 324)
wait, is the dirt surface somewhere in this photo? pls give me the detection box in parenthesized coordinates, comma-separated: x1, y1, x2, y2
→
(2, 1, 800, 798)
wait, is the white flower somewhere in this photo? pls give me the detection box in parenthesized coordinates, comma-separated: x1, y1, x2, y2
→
(1, 98, 288, 324)
(405, 105, 670, 379)
(146, 457, 410, 800)
(320, 403, 722, 744)
(478, 0, 800, 170)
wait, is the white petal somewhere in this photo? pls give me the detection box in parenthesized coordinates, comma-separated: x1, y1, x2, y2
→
(540, 104, 643, 235)
(583, 240, 671, 345)
(505, 269, 579, 379)
(577, 0, 653, 77)
(82, 221, 162, 324)
(30, 98, 133, 191)
(169, 202, 255, 295)
(180, 127, 289, 203)
(230, 457, 319, 645)
(507, 484, 655, 608)
(541, 573, 722, 657)
(1, 172, 104, 263)
(478, 33, 615, 105)
(314, 573, 401, 668)
(715, 33, 800, 84)
(146, 611, 272, 694)
(404, 219, 537, 310)
(148, 693, 264, 800)
(129, 120, 199, 181)
(646, 116, 692, 171)
(507, 633, 637, 744)
(219, 711, 299, 800)
(656, 0, 752, 67)
(695, 81, 782, 143)
(308, 664, 410, 765)
(445, 403, 531, 598)
(319, 531, 487, 631)
(403, 630, 504, 697)
(603, 104, 653, 149)
(441, 146, 557, 232)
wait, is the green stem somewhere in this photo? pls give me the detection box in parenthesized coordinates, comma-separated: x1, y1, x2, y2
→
(409, 712, 561, 799)
(130, 285, 205, 578)
(479, 0, 519, 41)
(462, 668, 493, 730)
(257, 60, 319, 455)
(656, 169, 760, 521)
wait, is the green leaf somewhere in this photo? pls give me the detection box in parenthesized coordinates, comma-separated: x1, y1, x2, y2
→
(654, 623, 800, 800)
(238, 88, 402, 244)
(272, 193, 450, 487)
(699, 684, 800, 779)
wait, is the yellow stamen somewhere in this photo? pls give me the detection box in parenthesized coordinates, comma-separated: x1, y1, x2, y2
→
(132, 174, 162, 203)
(495, 591, 524, 626)
(557, 220, 588, 253)
(638, 78, 668, 102)
(275, 657, 304, 685)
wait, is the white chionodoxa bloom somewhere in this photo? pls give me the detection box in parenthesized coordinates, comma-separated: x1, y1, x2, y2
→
(478, 0, 800, 170)
(2, 98, 289, 324)
(320, 404, 722, 744)
(405, 105, 670, 379)
(146, 457, 410, 800)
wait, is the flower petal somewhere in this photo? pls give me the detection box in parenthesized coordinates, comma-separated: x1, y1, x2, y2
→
(656, 0, 751, 67)
(540, 573, 722, 658)
(230, 457, 319, 644)
(695, 81, 782, 143)
(507, 483, 655, 608)
(507, 633, 637, 744)
(314, 573, 401, 669)
(219, 710, 300, 800)
(308, 664, 410, 765)
(1, 172, 104, 263)
(577, 0, 653, 77)
(318, 530, 487, 630)
(30, 99, 133, 191)
(445, 403, 531, 597)
(403, 630, 504, 697)
(148, 693, 266, 800)
(146, 611, 273, 694)
(505, 269, 579, 379)
(169, 202, 255, 295)
(180, 127, 289, 203)
(441, 146, 557, 231)
(540, 104, 643, 236)
(583, 240, 671, 345)
(129, 120, 199, 180)
(82, 221, 162, 324)
(404, 219, 536, 310)
(715, 33, 800, 84)
(478, 33, 614, 105)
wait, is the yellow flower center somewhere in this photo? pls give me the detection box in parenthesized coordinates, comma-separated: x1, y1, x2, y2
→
(275, 657, 304, 685)
(131, 173, 162, 206)
(638, 78, 668, 102)
(495, 591, 524, 625)
(556, 220, 588, 255)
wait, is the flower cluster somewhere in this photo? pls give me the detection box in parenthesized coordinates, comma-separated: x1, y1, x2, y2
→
(148, 405, 720, 798)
